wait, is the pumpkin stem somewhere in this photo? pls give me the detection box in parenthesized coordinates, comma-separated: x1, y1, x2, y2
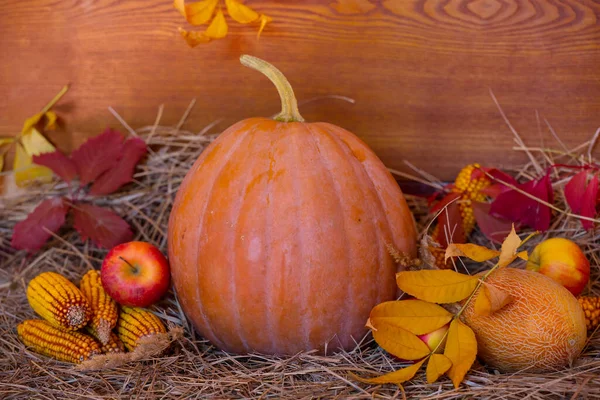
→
(240, 55, 305, 123)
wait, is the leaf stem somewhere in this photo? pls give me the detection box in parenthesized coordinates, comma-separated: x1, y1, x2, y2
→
(239, 55, 304, 123)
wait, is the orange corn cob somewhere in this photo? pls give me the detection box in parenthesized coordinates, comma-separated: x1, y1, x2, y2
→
(27, 271, 92, 330)
(18, 319, 101, 364)
(116, 306, 167, 352)
(578, 296, 600, 331)
(431, 164, 492, 269)
(80, 269, 119, 344)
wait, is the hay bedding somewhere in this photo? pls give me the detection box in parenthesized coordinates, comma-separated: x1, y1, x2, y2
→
(1, 104, 600, 399)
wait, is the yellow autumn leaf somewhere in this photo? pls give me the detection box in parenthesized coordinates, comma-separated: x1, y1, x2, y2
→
(225, 0, 258, 23)
(352, 359, 426, 385)
(426, 353, 452, 384)
(444, 319, 477, 389)
(445, 243, 500, 263)
(14, 143, 53, 187)
(498, 224, 521, 267)
(368, 300, 453, 336)
(368, 316, 431, 361)
(396, 270, 479, 304)
(44, 111, 58, 130)
(178, 0, 219, 25)
(474, 281, 513, 316)
(256, 13, 271, 38)
(206, 8, 228, 38)
(20, 128, 55, 156)
(178, 27, 211, 47)
(517, 250, 528, 261)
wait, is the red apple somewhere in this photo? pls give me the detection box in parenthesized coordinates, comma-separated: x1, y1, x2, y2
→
(526, 237, 590, 296)
(101, 241, 170, 307)
(419, 324, 449, 353)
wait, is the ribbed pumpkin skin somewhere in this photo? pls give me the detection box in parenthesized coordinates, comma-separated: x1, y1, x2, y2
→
(462, 268, 587, 373)
(168, 117, 417, 355)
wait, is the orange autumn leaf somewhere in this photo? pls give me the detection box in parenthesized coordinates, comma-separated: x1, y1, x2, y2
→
(444, 319, 477, 389)
(426, 353, 452, 384)
(175, 0, 218, 25)
(368, 300, 453, 336)
(368, 315, 431, 361)
(498, 224, 522, 267)
(178, 27, 211, 47)
(396, 270, 479, 304)
(225, 0, 258, 23)
(352, 359, 426, 385)
(473, 281, 514, 316)
(445, 243, 500, 263)
(256, 13, 272, 38)
(205, 8, 228, 38)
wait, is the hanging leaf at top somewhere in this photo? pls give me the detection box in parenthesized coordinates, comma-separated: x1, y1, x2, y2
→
(175, 0, 271, 46)
(396, 270, 479, 304)
(352, 359, 426, 385)
(489, 170, 554, 231)
(564, 170, 598, 231)
(443, 319, 477, 389)
(368, 300, 453, 336)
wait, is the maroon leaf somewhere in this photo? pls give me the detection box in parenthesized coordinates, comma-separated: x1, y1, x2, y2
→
(71, 128, 124, 185)
(72, 203, 132, 248)
(565, 171, 599, 230)
(11, 198, 70, 252)
(472, 201, 513, 243)
(89, 137, 147, 195)
(430, 192, 461, 215)
(489, 171, 554, 231)
(435, 201, 465, 246)
(33, 151, 78, 183)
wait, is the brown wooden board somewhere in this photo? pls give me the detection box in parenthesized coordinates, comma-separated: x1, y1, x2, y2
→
(1, 0, 599, 181)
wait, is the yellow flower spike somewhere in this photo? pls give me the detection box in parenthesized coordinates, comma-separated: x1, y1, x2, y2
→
(206, 8, 228, 38)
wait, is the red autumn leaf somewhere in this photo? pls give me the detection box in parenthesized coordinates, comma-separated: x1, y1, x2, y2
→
(89, 138, 147, 196)
(71, 128, 124, 185)
(489, 171, 554, 231)
(430, 191, 461, 215)
(11, 197, 70, 252)
(435, 200, 465, 246)
(32, 151, 78, 183)
(472, 201, 513, 243)
(72, 202, 132, 248)
(565, 170, 598, 230)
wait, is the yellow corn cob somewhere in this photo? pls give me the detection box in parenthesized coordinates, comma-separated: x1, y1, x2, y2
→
(116, 306, 167, 351)
(431, 164, 492, 269)
(80, 269, 119, 344)
(27, 271, 92, 330)
(97, 330, 125, 354)
(578, 296, 600, 331)
(17, 319, 101, 364)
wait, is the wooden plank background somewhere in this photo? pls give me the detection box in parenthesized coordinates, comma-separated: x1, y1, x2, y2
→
(1, 0, 599, 181)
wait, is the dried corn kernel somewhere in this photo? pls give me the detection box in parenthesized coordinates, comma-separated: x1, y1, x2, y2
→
(80, 269, 119, 344)
(578, 296, 600, 331)
(116, 306, 167, 351)
(96, 330, 125, 354)
(27, 271, 92, 330)
(18, 319, 101, 364)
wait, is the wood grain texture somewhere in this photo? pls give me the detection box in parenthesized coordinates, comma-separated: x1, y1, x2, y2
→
(0, 0, 599, 181)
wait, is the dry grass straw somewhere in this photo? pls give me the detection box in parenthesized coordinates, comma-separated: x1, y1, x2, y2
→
(1, 101, 599, 399)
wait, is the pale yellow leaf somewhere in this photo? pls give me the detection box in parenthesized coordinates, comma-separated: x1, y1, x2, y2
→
(369, 300, 453, 335)
(44, 111, 58, 130)
(256, 13, 271, 38)
(445, 243, 500, 263)
(352, 359, 425, 385)
(499, 224, 521, 267)
(444, 319, 477, 389)
(474, 281, 513, 316)
(225, 0, 259, 23)
(185, 0, 218, 25)
(396, 270, 479, 304)
(369, 317, 431, 361)
(206, 8, 228, 38)
(14, 143, 53, 187)
(21, 128, 55, 156)
(22, 112, 44, 134)
(178, 27, 211, 47)
(426, 354, 452, 384)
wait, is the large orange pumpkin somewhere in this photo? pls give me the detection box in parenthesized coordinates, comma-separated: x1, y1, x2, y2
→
(168, 55, 417, 355)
